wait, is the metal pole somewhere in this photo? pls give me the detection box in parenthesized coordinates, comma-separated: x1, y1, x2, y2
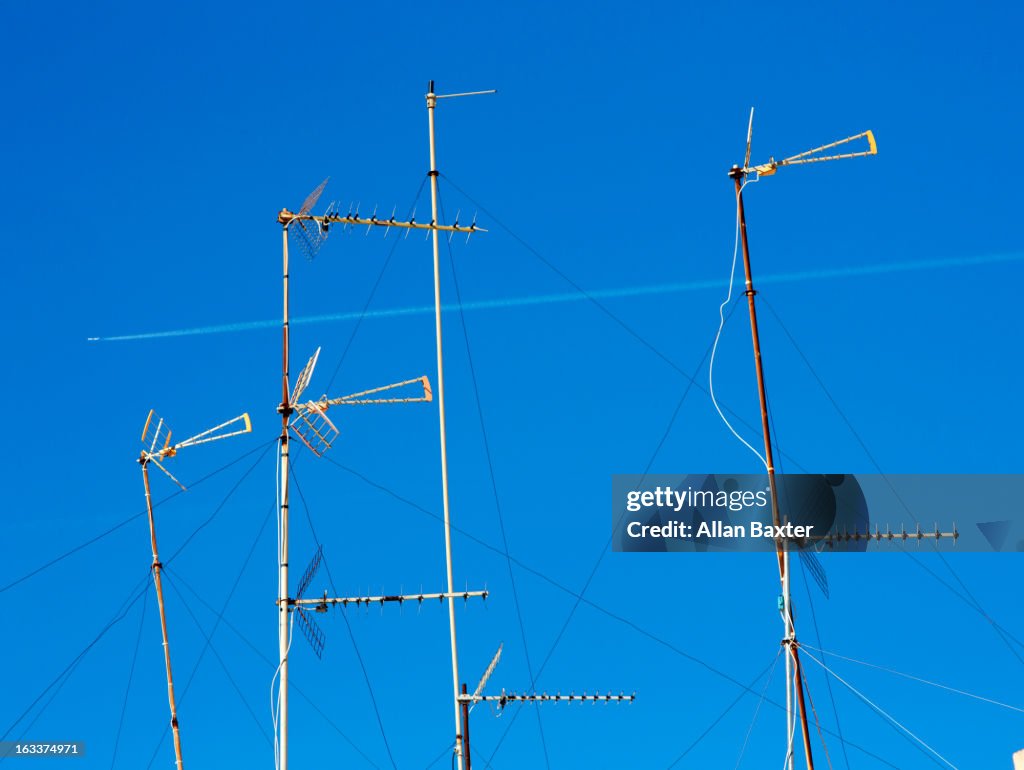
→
(461, 683, 472, 770)
(730, 168, 815, 770)
(278, 224, 292, 770)
(426, 79, 465, 770)
(141, 462, 185, 770)
(783, 544, 794, 770)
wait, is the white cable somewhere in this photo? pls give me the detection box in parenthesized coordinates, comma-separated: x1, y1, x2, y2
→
(270, 611, 296, 770)
(709, 178, 769, 471)
(800, 648, 960, 769)
(799, 643, 1024, 714)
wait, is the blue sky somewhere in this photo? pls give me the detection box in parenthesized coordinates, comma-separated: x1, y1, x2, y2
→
(1, 1, 1022, 768)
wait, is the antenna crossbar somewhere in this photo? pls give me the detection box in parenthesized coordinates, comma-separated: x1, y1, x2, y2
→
(458, 692, 636, 706)
(292, 589, 488, 609)
(278, 209, 487, 234)
(815, 522, 958, 548)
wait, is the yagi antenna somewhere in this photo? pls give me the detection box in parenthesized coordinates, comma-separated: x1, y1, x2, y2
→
(286, 348, 432, 457)
(136, 408, 252, 770)
(738, 111, 877, 179)
(140, 410, 252, 489)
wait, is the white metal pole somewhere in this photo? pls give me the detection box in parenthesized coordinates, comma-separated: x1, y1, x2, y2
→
(279, 225, 291, 770)
(426, 80, 465, 770)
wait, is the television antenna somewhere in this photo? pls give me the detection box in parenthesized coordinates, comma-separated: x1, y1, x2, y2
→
(270, 82, 634, 770)
(137, 410, 252, 770)
(728, 109, 879, 770)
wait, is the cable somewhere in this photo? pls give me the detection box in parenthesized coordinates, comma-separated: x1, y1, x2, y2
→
(480, 298, 746, 769)
(798, 643, 1024, 714)
(799, 561, 852, 770)
(290, 462, 400, 770)
(798, 657, 835, 770)
(0, 437, 277, 596)
(110, 588, 149, 769)
(439, 183, 551, 770)
(439, 173, 810, 476)
(758, 294, 1024, 665)
(709, 179, 768, 470)
(143, 489, 276, 768)
(1, 576, 149, 743)
(801, 648, 959, 769)
(733, 649, 782, 769)
(321, 455, 899, 769)
(665, 655, 780, 770)
(161, 568, 273, 747)
(323, 175, 429, 395)
(166, 568, 383, 769)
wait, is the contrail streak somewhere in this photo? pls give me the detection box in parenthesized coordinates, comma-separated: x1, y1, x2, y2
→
(88, 252, 1023, 342)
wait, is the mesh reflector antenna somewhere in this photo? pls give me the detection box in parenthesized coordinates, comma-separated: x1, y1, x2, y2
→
(296, 545, 324, 602)
(296, 607, 326, 659)
(299, 178, 329, 217)
(291, 347, 321, 404)
(290, 402, 339, 457)
(294, 545, 327, 659)
(290, 178, 331, 261)
(472, 643, 503, 703)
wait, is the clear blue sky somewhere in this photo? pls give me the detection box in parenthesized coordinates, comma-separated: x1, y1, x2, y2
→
(1, 1, 1022, 768)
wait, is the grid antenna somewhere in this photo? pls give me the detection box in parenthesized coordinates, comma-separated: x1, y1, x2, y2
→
(289, 178, 331, 260)
(294, 546, 326, 659)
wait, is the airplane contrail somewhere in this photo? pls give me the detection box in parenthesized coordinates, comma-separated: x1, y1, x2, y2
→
(88, 251, 1024, 342)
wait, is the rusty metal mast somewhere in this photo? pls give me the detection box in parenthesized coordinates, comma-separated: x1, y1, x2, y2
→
(727, 109, 877, 770)
(137, 410, 252, 770)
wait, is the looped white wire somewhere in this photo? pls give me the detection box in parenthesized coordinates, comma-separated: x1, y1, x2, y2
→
(709, 178, 769, 471)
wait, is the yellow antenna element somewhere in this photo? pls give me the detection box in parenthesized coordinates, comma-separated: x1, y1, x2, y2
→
(746, 129, 878, 177)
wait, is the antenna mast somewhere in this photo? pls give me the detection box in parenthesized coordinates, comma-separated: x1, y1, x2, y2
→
(426, 78, 496, 770)
(728, 109, 878, 770)
(137, 410, 252, 770)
